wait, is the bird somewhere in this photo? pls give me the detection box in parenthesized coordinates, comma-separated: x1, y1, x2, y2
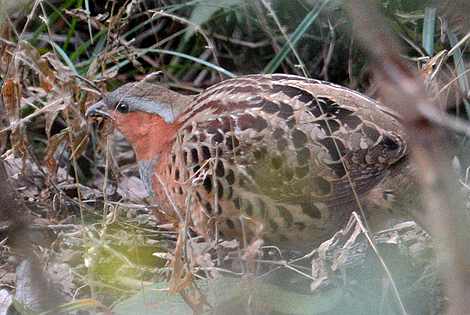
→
(86, 74, 415, 249)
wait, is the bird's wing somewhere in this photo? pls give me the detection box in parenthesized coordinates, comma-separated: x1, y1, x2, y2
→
(175, 74, 408, 209)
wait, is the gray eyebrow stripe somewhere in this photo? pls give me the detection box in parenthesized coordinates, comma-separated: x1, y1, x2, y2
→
(125, 96, 178, 123)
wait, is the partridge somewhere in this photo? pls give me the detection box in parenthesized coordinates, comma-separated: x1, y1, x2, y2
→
(86, 74, 414, 249)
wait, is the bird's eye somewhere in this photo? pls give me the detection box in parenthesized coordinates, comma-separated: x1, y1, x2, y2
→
(382, 135, 399, 150)
(116, 102, 129, 113)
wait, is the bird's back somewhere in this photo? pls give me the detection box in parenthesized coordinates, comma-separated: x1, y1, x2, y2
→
(153, 74, 408, 248)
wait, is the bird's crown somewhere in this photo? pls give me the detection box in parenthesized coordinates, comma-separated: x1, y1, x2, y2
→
(86, 81, 191, 123)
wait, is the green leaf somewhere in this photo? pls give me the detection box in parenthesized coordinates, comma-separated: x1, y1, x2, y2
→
(111, 282, 192, 315)
(448, 30, 469, 95)
(100, 48, 235, 80)
(422, 7, 436, 55)
(112, 276, 344, 315)
(50, 42, 79, 76)
(263, 0, 331, 74)
(447, 30, 470, 123)
(206, 276, 343, 314)
(184, 0, 241, 42)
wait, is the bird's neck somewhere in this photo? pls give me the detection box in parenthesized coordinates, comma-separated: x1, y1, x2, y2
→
(128, 117, 178, 197)
(116, 111, 180, 162)
(132, 125, 178, 163)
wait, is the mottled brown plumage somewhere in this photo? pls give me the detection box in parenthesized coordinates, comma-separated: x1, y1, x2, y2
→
(86, 74, 413, 248)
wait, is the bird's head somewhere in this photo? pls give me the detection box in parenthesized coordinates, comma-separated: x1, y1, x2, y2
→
(86, 81, 192, 161)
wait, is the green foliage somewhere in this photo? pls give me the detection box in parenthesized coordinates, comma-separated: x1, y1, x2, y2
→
(184, 0, 242, 42)
(111, 282, 193, 315)
(263, 0, 332, 74)
(422, 6, 436, 55)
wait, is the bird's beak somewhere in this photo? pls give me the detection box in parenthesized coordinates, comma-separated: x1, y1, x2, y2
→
(85, 101, 112, 119)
